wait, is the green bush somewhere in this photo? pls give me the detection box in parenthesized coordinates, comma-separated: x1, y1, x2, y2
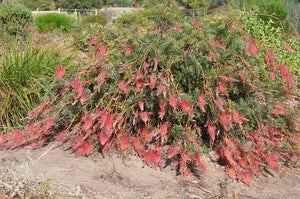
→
(0, 4, 32, 41)
(34, 13, 76, 32)
(81, 14, 107, 26)
(0, 44, 68, 131)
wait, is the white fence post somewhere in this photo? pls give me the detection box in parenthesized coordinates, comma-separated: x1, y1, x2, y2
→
(36, 8, 39, 14)
(74, 9, 78, 20)
(58, 8, 60, 13)
(95, 9, 98, 15)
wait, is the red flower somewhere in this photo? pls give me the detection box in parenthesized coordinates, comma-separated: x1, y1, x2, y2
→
(168, 94, 178, 109)
(119, 135, 130, 151)
(124, 44, 134, 55)
(54, 65, 64, 79)
(139, 112, 153, 123)
(197, 93, 205, 112)
(192, 19, 200, 30)
(220, 74, 238, 82)
(82, 114, 93, 131)
(211, 39, 222, 48)
(138, 100, 144, 111)
(173, 24, 182, 32)
(88, 35, 98, 45)
(158, 99, 166, 118)
(118, 80, 130, 94)
(96, 44, 107, 60)
(245, 38, 258, 57)
(98, 71, 106, 87)
(283, 43, 292, 52)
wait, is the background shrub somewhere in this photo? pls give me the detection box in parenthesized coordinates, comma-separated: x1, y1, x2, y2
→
(0, 44, 69, 132)
(34, 13, 76, 32)
(0, 4, 32, 41)
(81, 14, 107, 26)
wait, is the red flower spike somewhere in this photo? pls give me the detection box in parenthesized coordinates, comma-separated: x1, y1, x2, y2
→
(70, 80, 83, 95)
(173, 24, 182, 32)
(88, 36, 98, 45)
(278, 64, 294, 88)
(169, 94, 178, 109)
(143, 61, 150, 68)
(178, 99, 194, 116)
(124, 44, 134, 55)
(266, 50, 275, 60)
(98, 71, 106, 87)
(211, 39, 222, 48)
(118, 80, 129, 94)
(76, 141, 93, 156)
(283, 43, 292, 52)
(266, 152, 280, 171)
(98, 132, 109, 145)
(197, 93, 205, 112)
(157, 84, 167, 97)
(96, 44, 107, 60)
(192, 19, 200, 30)
(82, 114, 93, 132)
(54, 65, 64, 79)
(158, 99, 166, 118)
(149, 74, 157, 91)
(43, 116, 54, 131)
(206, 120, 216, 145)
(11, 130, 24, 144)
(272, 104, 287, 115)
(209, 53, 217, 62)
(225, 167, 236, 179)
(214, 97, 225, 111)
(55, 131, 66, 141)
(153, 57, 159, 71)
(219, 111, 232, 131)
(74, 136, 85, 148)
(119, 135, 130, 151)
(220, 74, 238, 82)
(216, 82, 228, 95)
(193, 153, 205, 170)
(232, 110, 246, 125)
(139, 112, 153, 123)
(238, 171, 252, 185)
(133, 138, 143, 154)
(166, 146, 180, 159)
(138, 100, 144, 111)
(158, 122, 169, 138)
(245, 38, 258, 57)
(239, 73, 247, 82)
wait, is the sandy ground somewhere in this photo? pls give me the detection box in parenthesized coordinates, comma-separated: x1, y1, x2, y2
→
(0, 144, 299, 199)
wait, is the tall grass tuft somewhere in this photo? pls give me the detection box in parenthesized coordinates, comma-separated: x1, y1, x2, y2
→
(0, 44, 67, 132)
(34, 13, 76, 32)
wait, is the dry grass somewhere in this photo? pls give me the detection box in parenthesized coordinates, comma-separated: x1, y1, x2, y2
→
(0, 154, 94, 199)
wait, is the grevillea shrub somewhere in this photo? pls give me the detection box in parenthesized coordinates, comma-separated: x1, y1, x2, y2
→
(1, 7, 299, 184)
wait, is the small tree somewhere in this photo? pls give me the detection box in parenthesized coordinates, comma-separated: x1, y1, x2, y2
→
(56, 0, 103, 9)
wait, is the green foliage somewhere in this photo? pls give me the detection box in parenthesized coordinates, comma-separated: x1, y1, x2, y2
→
(0, 44, 68, 131)
(103, 0, 133, 6)
(21, 0, 51, 10)
(243, 14, 300, 77)
(34, 13, 76, 32)
(81, 14, 107, 26)
(1, 4, 298, 184)
(56, 0, 103, 9)
(0, 4, 32, 41)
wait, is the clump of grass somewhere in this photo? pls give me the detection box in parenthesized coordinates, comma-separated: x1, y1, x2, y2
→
(34, 13, 76, 32)
(0, 44, 68, 132)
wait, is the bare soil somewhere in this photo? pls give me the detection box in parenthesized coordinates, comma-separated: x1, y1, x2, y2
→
(0, 144, 299, 199)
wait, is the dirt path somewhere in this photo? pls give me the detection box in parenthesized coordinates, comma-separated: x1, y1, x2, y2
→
(0, 145, 299, 199)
